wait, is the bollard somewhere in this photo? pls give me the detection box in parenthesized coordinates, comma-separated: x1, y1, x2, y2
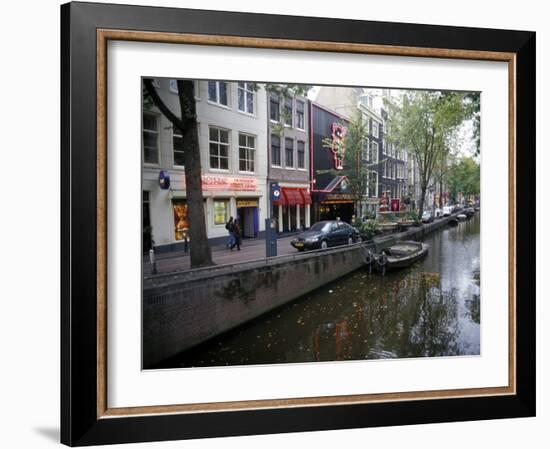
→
(149, 248, 158, 275)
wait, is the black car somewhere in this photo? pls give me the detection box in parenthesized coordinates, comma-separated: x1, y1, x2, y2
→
(291, 220, 360, 251)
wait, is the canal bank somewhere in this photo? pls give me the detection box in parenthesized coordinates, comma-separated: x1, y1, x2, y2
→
(144, 213, 465, 368)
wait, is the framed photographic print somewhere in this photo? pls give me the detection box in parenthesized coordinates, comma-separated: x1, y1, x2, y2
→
(61, 1, 535, 446)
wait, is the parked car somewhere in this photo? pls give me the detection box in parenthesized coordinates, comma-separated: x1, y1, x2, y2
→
(434, 208, 443, 219)
(291, 220, 360, 251)
(442, 205, 453, 216)
(421, 210, 434, 223)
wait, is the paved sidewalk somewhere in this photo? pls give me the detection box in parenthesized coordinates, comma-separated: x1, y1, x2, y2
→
(143, 235, 299, 275)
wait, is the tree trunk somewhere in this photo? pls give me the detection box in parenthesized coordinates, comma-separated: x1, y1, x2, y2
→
(143, 79, 213, 268)
(178, 81, 213, 268)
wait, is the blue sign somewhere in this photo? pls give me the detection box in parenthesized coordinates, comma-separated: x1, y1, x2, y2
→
(158, 170, 171, 190)
(271, 183, 281, 202)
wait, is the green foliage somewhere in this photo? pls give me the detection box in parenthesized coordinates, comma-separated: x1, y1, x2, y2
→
(384, 90, 477, 217)
(319, 111, 381, 211)
(447, 156, 480, 198)
(359, 219, 379, 240)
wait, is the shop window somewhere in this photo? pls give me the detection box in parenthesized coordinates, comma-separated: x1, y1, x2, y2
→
(209, 127, 229, 170)
(172, 200, 189, 241)
(142, 113, 159, 164)
(239, 133, 255, 172)
(213, 199, 229, 225)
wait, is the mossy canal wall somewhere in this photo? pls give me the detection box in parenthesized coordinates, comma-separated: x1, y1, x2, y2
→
(143, 214, 458, 367)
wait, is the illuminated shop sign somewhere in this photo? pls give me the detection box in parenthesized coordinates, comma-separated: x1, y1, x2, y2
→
(181, 174, 257, 191)
(330, 123, 348, 170)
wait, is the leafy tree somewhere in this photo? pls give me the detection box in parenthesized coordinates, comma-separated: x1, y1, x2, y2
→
(447, 157, 480, 201)
(385, 91, 474, 219)
(143, 79, 213, 268)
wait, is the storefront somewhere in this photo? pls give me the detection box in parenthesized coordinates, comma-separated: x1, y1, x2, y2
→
(236, 198, 259, 238)
(272, 187, 311, 233)
(309, 102, 355, 224)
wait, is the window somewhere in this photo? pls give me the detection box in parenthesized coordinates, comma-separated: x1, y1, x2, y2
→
(283, 97, 293, 126)
(238, 82, 255, 114)
(173, 126, 185, 167)
(213, 199, 229, 226)
(270, 93, 280, 122)
(170, 80, 200, 98)
(370, 141, 379, 163)
(372, 121, 379, 138)
(368, 171, 378, 198)
(143, 113, 159, 164)
(362, 138, 370, 161)
(285, 138, 294, 167)
(238, 133, 255, 172)
(296, 100, 305, 129)
(297, 141, 306, 169)
(172, 199, 189, 241)
(271, 134, 281, 166)
(207, 81, 229, 106)
(209, 127, 229, 170)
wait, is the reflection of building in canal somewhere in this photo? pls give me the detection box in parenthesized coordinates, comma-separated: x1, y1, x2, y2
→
(142, 79, 269, 253)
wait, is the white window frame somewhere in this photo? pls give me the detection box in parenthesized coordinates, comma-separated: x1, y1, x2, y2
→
(296, 100, 305, 130)
(362, 138, 370, 161)
(372, 121, 379, 138)
(368, 171, 379, 198)
(208, 126, 230, 171)
(271, 134, 282, 167)
(297, 140, 306, 170)
(237, 82, 255, 115)
(238, 133, 256, 173)
(283, 96, 293, 127)
(172, 126, 185, 168)
(142, 112, 159, 165)
(207, 81, 230, 108)
(269, 93, 280, 123)
(370, 141, 379, 164)
(284, 137, 294, 168)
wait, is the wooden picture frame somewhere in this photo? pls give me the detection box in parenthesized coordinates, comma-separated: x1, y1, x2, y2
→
(61, 1, 535, 446)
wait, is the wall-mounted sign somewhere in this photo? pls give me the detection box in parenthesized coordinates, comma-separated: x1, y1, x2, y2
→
(181, 174, 257, 191)
(159, 170, 171, 190)
(236, 199, 259, 208)
(330, 123, 348, 170)
(270, 183, 281, 202)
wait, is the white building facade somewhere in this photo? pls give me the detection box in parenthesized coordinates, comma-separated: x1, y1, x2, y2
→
(142, 79, 269, 252)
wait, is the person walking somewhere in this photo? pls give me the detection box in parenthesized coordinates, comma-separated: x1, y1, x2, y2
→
(225, 216, 235, 249)
(230, 219, 242, 251)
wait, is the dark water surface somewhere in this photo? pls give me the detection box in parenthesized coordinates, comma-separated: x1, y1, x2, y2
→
(167, 214, 480, 368)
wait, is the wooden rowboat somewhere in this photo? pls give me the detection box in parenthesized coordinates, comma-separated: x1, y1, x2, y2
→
(373, 241, 429, 273)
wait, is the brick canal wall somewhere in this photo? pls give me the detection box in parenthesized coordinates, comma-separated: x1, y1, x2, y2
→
(143, 243, 368, 367)
(143, 214, 458, 367)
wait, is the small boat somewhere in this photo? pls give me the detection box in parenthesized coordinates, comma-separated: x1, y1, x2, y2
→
(372, 241, 429, 274)
(457, 213, 467, 220)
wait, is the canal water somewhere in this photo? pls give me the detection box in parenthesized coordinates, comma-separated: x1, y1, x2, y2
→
(165, 214, 480, 368)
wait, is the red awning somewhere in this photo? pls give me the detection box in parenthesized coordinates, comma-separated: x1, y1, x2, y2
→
(300, 189, 312, 205)
(283, 188, 303, 206)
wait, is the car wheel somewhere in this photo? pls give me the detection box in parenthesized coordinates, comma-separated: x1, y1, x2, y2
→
(348, 236, 354, 245)
(321, 240, 328, 250)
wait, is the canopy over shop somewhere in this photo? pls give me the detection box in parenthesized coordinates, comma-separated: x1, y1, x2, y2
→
(272, 187, 312, 233)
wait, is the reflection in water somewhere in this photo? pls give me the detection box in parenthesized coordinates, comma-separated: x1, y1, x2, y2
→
(166, 214, 481, 368)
